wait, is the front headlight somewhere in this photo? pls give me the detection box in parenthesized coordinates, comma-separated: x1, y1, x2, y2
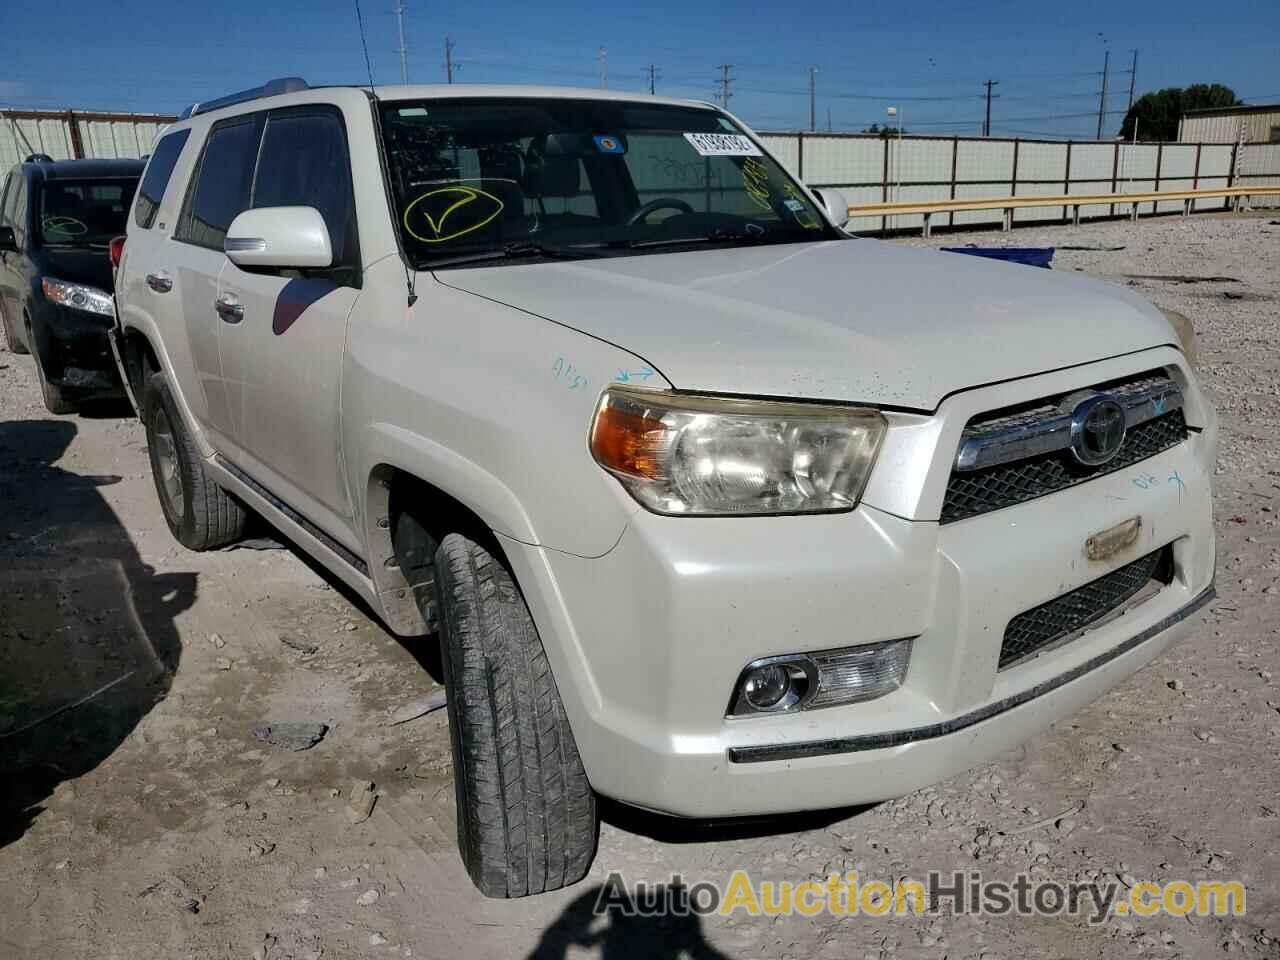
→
(1159, 308, 1198, 368)
(590, 386, 886, 515)
(42, 277, 114, 317)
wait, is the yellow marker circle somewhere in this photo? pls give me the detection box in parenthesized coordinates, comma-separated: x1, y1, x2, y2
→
(42, 216, 88, 236)
(403, 185, 505, 244)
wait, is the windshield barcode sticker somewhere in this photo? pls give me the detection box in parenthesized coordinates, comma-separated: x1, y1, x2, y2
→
(683, 133, 762, 157)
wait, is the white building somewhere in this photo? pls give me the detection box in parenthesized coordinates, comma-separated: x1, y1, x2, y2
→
(1179, 104, 1280, 145)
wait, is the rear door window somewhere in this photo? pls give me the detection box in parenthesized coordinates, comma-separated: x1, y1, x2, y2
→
(251, 107, 358, 266)
(2, 171, 20, 227)
(9, 178, 28, 246)
(176, 116, 261, 249)
(135, 129, 192, 229)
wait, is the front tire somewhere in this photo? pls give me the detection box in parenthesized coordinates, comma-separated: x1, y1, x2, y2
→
(26, 315, 77, 414)
(435, 532, 597, 897)
(0, 302, 28, 354)
(142, 370, 246, 550)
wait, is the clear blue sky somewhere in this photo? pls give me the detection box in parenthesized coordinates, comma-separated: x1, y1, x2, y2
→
(2, 0, 1277, 138)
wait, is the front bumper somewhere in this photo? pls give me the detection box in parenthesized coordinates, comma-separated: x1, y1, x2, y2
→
(31, 302, 121, 391)
(504, 350, 1217, 818)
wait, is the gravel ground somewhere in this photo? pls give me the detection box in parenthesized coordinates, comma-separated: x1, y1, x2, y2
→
(1, 212, 1278, 960)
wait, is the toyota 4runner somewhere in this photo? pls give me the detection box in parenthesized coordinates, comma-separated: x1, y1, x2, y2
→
(112, 78, 1217, 898)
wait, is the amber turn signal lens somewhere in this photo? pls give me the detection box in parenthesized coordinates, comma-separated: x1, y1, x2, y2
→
(590, 403, 669, 481)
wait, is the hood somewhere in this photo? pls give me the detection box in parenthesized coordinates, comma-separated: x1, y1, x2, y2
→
(436, 239, 1176, 411)
(39, 246, 115, 293)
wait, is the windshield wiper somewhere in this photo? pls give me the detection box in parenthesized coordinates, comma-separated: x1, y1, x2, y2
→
(425, 241, 603, 270)
(619, 228, 807, 251)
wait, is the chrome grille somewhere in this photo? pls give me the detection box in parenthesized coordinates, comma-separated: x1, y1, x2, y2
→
(942, 372, 1188, 524)
(1000, 547, 1172, 669)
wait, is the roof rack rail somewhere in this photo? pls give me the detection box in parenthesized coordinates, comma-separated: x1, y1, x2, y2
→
(178, 77, 309, 121)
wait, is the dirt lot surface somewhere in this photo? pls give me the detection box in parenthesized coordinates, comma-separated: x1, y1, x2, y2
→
(2, 213, 1279, 960)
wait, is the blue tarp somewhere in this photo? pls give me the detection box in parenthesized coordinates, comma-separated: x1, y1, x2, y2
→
(941, 246, 1055, 269)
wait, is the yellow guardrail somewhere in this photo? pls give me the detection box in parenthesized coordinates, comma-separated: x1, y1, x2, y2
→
(847, 185, 1280, 236)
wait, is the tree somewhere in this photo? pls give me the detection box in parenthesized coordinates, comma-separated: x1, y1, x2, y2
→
(1120, 84, 1241, 141)
(862, 123, 909, 136)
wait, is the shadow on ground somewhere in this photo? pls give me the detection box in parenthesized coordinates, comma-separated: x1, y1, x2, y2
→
(0, 419, 195, 848)
(529, 883, 734, 960)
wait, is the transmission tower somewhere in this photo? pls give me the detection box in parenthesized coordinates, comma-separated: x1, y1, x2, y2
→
(395, 1, 408, 83)
(717, 64, 734, 108)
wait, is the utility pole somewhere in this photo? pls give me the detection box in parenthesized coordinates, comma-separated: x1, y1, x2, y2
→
(598, 47, 608, 89)
(982, 79, 999, 136)
(827, 106, 832, 132)
(395, 1, 408, 84)
(1125, 49, 1138, 110)
(444, 36, 456, 84)
(717, 64, 733, 108)
(646, 63, 658, 95)
(809, 67, 817, 132)
(1096, 49, 1110, 140)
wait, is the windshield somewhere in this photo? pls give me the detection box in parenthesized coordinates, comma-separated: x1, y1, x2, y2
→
(37, 178, 139, 248)
(379, 98, 836, 267)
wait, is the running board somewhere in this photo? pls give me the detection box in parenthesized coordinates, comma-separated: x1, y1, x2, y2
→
(212, 455, 370, 578)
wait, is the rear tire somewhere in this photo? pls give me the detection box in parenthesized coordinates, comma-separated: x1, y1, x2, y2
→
(435, 532, 597, 897)
(0, 303, 28, 354)
(142, 370, 246, 550)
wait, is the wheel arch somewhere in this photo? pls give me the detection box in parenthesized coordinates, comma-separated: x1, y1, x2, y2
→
(120, 325, 162, 400)
(361, 430, 537, 636)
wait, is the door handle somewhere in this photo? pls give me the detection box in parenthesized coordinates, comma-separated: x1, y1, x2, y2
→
(145, 272, 173, 293)
(214, 293, 244, 324)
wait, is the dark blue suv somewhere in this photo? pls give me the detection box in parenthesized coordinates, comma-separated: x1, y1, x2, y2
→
(0, 155, 143, 413)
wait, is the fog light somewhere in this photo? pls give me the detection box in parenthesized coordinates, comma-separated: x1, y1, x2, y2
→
(731, 659, 815, 715)
(743, 665, 792, 709)
(728, 638, 912, 717)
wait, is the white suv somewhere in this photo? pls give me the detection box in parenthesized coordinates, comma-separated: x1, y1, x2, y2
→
(113, 78, 1217, 898)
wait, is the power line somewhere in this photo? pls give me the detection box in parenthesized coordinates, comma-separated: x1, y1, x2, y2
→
(737, 85, 981, 102)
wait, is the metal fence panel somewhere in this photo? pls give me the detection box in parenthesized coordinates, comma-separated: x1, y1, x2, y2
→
(1068, 142, 1115, 183)
(1067, 180, 1115, 219)
(1016, 141, 1066, 183)
(955, 139, 1014, 185)
(1241, 144, 1280, 205)
(1161, 144, 1197, 178)
(844, 184, 889, 233)
(1, 109, 173, 171)
(805, 135, 884, 186)
(1011, 181, 1067, 223)
(1198, 144, 1234, 177)
(1116, 143, 1159, 181)
(953, 182, 1009, 226)
(758, 134, 799, 176)
(892, 136, 952, 186)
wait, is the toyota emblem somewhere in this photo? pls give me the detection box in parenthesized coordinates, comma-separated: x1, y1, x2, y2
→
(1069, 394, 1127, 466)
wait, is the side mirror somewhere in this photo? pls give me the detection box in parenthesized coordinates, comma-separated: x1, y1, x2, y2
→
(0, 225, 17, 253)
(224, 206, 332, 269)
(810, 187, 850, 228)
